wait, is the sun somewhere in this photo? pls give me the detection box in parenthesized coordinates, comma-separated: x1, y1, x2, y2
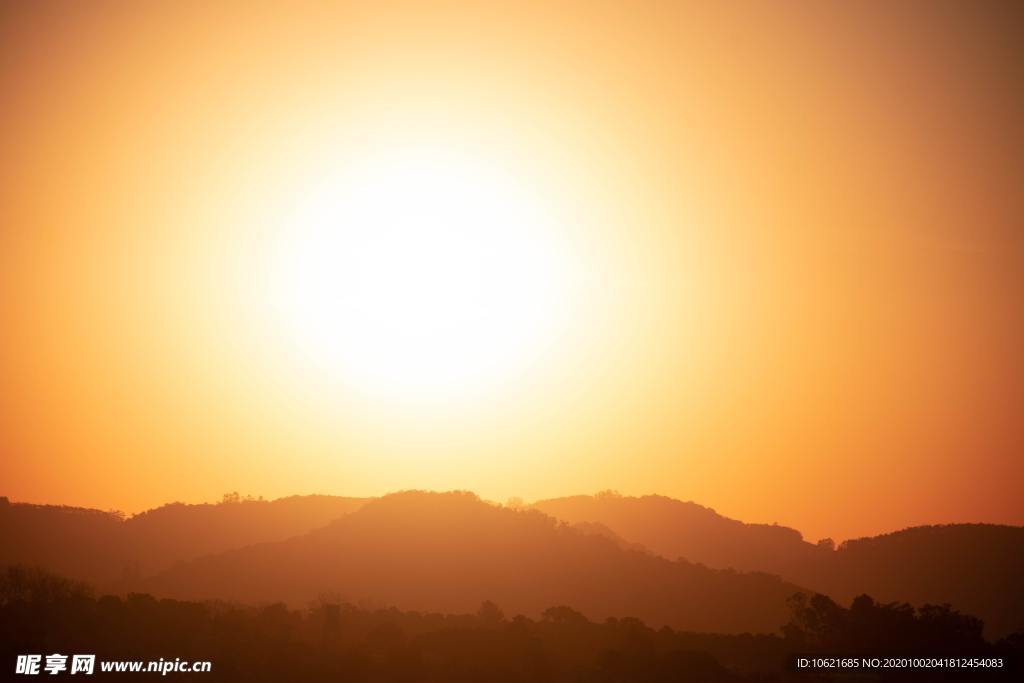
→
(267, 143, 578, 403)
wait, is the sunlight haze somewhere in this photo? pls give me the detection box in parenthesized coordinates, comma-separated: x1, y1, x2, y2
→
(1, 1, 1022, 543)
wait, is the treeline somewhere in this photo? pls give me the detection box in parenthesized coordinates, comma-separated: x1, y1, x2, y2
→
(0, 495, 368, 584)
(532, 495, 1024, 638)
(1, 566, 1019, 681)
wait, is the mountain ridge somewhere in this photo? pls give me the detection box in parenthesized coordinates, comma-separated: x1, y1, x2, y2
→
(3, 490, 1021, 635)
(138, 490, 805, 634)
(531, 492, 1024, 637)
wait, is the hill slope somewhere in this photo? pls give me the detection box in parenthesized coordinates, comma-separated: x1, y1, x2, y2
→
(0, 494, 368, 583)
(533, 493, 821, 576)
(816, 524, 1024, 638)
(144, 491, 805, 634)
(532, 493, 1024, 637)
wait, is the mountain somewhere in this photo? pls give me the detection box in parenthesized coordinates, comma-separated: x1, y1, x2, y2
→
(569, 520, 652, 554)
(532, 493, 822, 577)
(532, 493, 1024, 637)
(0, 498, 126, 584)
(814, 524, 1024, 638)
(143, 491, 805, 634)
(0, 494, 368, 584)
(7, 490, 1019, 637)
(121, 494, 369, 576)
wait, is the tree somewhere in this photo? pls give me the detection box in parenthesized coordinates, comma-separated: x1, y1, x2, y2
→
(477, 600, 505, 625)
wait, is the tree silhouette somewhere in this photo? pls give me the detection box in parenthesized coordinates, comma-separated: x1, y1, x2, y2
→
(2, 566, 1020, 682)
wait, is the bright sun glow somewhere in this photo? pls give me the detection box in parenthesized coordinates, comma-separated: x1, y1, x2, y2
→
(268, 143, 578, 402)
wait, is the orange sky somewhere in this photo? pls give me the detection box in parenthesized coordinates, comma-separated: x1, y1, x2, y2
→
(2, 1, 1022, 542)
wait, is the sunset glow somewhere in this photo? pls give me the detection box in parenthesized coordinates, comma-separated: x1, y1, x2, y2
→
(1, 1, 1021, 544)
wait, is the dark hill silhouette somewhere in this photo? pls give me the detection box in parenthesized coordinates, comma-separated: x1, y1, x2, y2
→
(0, 500, 126, 584)
(4, 565, 1019, 682)
(141, 491, 805, 635)
(532, 493, 820, 576)
(0, 494, 368, 584)
(122, 494, 369, 576)
(569, 520, 653, 554)
(531, 493, 1024, 637)
(816, 524, 1024, 639)
(6, 491, 1022, 637)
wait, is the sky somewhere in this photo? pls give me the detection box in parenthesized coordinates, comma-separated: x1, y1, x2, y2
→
(2, 1, 1022, 542)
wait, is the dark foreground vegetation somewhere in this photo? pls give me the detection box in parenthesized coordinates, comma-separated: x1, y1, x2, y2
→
(2, 566, 1020, 681)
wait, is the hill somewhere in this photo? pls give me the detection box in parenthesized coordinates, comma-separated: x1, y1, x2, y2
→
(143, 491, 805, 634)
(816, 524, 1024, 638)
(0, 494, 368, 584)
(7, 490, 1020, 637)
(532, 493, 822, 577)
(532, 493, 1024, 637)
